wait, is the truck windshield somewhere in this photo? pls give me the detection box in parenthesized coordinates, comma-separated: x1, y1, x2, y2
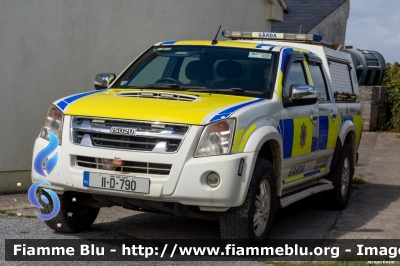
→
(113, 45, 279, 98)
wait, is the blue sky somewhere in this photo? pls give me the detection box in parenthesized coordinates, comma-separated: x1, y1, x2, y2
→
(345, 0, 400, 64)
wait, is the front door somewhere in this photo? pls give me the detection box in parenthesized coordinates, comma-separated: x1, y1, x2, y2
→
(280, 59, 319, 186)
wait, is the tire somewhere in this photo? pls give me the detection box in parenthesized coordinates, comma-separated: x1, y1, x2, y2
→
(220, 158, 277, 245)
(324, 142, 354, 210)
(39, 190, 100, 233)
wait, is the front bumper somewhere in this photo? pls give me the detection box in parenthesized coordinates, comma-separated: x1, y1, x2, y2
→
(32, 116, 257, 207)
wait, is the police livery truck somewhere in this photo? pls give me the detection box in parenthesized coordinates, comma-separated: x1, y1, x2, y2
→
(32, 30, 362, 243)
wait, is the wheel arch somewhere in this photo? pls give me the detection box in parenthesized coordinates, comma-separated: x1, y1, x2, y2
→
(242, 126, 283, 197)
(336, 121, 357, 169)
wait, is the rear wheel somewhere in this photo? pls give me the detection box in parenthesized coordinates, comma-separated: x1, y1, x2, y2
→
(324, 143, 354, 210)
(220, 158, 277, 244)
(40, 190, 100, 233)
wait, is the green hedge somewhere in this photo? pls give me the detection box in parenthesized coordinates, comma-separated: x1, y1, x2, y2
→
(382, 62, 400, 131)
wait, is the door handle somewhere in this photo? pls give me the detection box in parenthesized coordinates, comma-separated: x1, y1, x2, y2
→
(330, 111, 337, 121)
(310, 114, 318, 123)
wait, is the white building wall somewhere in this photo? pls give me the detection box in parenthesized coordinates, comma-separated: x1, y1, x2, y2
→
(0, 0, 286, 191)
(308, 0, 350, 45)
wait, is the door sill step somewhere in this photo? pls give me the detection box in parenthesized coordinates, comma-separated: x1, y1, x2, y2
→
(280, 178, 333, 208)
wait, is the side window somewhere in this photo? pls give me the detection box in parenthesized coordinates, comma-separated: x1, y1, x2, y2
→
(285, 61, 307, 97)
(308, 63, 329, 101)
(328, 61, 353, 94)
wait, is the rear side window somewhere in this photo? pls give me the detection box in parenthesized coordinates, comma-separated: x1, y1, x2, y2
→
(329, 61, 353, 94)
(308, 63, 329, 101)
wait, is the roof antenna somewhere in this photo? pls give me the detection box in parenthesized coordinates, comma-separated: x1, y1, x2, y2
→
(212, 25, 222, 45)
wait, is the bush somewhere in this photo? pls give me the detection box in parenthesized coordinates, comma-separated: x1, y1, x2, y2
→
(382, 62, 400, 131)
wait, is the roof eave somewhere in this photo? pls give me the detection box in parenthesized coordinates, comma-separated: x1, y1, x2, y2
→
(277, 0, 288, 10)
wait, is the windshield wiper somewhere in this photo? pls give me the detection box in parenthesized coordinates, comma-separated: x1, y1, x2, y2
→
(187, 88, 263, 95)
(128, 85, 263, 95)
(143, 84, 207, 91)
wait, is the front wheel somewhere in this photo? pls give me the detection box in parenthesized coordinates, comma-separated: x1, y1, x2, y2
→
(40, 190, 100, 233)
(220, 158, 277, 244)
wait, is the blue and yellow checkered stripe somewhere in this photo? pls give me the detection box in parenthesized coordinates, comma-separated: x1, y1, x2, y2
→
(283, 167, 329, 184)
(279, 116, 338, 159)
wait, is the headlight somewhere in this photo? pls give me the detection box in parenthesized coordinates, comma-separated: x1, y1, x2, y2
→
(194, 119, 236, 157)
(39, 105, 64, 144)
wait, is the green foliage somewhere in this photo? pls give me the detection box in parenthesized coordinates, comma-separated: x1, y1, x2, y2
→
(0, 209, 37, 218)
(353, 176, 366, 185)
(383, 62, 400, 88)
(382, 62, 400, 130)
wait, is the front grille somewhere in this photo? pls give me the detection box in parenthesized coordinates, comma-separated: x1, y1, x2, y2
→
(75, 156, 172, 175)
(88, 133, 181, 152)
(71, 117, 190, 153)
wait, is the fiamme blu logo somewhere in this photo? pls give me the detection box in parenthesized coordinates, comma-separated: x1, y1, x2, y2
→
(33, 130, 59, 177)
(29, 130, 61, 220)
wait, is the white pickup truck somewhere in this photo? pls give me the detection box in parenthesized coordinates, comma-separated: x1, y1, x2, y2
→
(32, 31, 362, 244)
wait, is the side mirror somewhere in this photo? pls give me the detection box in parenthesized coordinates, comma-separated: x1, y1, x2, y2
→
(283, 84, 318, 107)
(94, 73, 116, 90)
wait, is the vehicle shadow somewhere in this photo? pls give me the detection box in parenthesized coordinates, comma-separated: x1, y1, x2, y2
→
(59, 181, 400, 241)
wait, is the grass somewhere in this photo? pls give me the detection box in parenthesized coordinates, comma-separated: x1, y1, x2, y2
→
(351, 176, 366, 190)
(0, 209, 37, 218)
(23, 215, 38, 218)
(396, 134, 400, 139)
(353, 176, 366, 185)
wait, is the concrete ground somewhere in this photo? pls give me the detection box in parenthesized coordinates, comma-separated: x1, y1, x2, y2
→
(1, 132, 400, 265)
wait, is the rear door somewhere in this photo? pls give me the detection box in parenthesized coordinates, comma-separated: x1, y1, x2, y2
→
(306, 55, 340, 173)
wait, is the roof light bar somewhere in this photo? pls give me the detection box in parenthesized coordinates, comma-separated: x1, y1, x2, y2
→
(221, 30, 323, 42)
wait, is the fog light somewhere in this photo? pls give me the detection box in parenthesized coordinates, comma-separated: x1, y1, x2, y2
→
(110, 158, 125, 166)
(206, 172, 220, 188)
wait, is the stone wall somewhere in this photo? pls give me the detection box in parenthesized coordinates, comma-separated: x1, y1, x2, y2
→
(359, 86, 388, 131)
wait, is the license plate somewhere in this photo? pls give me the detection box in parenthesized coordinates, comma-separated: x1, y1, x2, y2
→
(83, 172, 150, 194)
